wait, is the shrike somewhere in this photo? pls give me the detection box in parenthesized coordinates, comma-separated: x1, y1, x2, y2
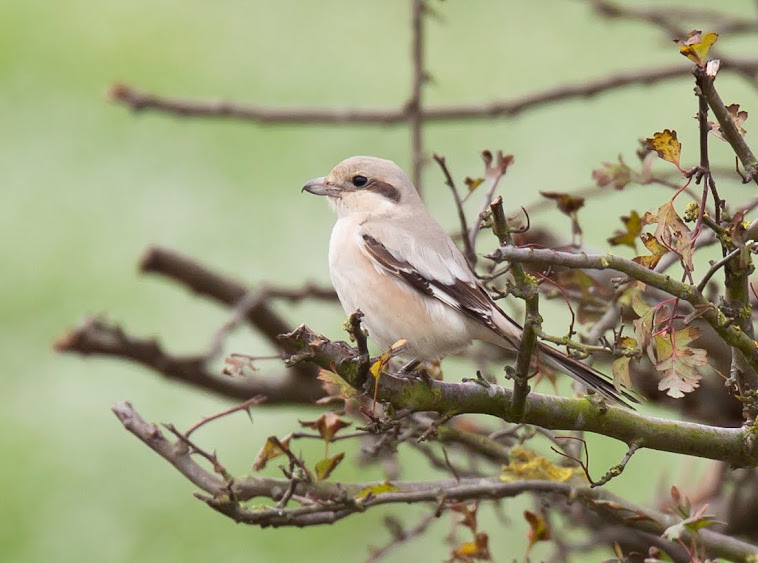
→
(303, 155, 634, 406)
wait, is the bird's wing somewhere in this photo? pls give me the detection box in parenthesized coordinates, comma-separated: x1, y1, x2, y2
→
(359, 221, 521, 349)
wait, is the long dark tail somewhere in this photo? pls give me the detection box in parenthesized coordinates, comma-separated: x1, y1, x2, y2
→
(538, 343, 639, 408)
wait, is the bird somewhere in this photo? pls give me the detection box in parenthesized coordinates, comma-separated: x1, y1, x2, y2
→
(302, 155, 636, 407)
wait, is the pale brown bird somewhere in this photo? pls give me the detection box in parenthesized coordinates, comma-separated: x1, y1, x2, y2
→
(303, 156, 636, 407)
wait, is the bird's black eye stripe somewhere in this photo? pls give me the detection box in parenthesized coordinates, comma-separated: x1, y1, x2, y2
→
(351, 175, 368, 188)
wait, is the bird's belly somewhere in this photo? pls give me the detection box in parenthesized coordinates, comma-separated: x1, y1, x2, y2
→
(328, 223, 473, 360)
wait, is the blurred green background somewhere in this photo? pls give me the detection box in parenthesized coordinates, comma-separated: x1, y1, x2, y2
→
(3, 0, 757, 561)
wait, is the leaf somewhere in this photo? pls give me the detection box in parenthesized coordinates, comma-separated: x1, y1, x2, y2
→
(298, 411, 352, 443)
(317, 369, 358, 400)
(631, 293, 656, 362)
(632, 233, 669, 269)
(223, 353, 258, 376)
(644, 129, 682, 168)
(252, 434, 292, 471)
(451, 532, 490, 561)
(540, 191, 585, 245)
(450, 502, 479, 533)
(592, 156, 633, 190)
(500, 446, 584, 483)
(464, 177, 484, 193)
(708, 103, 748, 141)
(314, 452, 344, 481)
(612, 356, 632, 391)
(642, 201, 694, 271)
(655, 327, 708, 398)
(539, 191, 585, 214)
(355, 482, 399, 499)
(524, 510, 550, 546)
(607, 210, 642, 249)
(676, 30, 718, 66)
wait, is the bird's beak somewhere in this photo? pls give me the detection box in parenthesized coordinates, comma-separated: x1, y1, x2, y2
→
(302, 177, 341, 197)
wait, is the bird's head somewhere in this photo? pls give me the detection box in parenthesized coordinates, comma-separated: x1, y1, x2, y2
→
(302, 156, 421, 218)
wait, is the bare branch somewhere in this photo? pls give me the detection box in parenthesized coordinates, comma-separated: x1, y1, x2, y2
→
(433, 153, 475, 266)
(107, 59, 758, 125)
(55, 316, 324, 404)
(409, 0, 425, 192)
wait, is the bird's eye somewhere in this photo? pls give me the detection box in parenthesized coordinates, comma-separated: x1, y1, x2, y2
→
(351, 175, 368, 188)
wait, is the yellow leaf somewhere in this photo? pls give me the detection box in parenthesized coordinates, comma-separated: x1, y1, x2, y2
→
(524, 510, 551, 549)
(500, 446, 584, 483)
(317, 369, 358, 399)
(607, 210, 642, 249)
(452, 532, 490, 560)
(314, 452, 344, 481)
(677, 30, 718, 66)
(645, 129, 682, 168)
(355, 482, 399, 498)
(464, 177, 484, 192)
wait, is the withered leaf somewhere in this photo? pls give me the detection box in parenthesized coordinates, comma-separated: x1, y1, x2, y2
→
(707, 103, 748, 141)
(252, 434, 292, 471)
(654, 327, 708, 398)
(632, 232, 669, 269)
(524, 510, 551, 551)
(642, 201, 694, 271)
(298, 411, 351, 443)
(539, 191, 585, 214)
(592, 156, 633, 190)
(451, 532, 490, 561)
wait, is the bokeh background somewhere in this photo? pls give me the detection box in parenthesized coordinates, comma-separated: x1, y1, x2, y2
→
(3, 0, 757, 561)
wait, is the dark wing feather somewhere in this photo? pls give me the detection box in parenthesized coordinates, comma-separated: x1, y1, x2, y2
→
(361, 233, 519, 349)
(361, 234, 638, 407)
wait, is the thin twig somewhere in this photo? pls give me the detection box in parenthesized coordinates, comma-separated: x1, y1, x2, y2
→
(184, 395, 266, 438)
(409, 0, 425, 193)
(433, 153, 476, 266)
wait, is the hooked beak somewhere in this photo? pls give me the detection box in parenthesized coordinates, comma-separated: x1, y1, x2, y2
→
(301, 177, 341, 197)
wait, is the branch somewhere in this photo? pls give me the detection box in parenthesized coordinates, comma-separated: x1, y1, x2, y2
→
(490, 196, 539, 419)
(432, 153, 476, 266)
(278, 325, 758, 467)
(492, 246, 758, 376)
(139, 245, 334, 381)
(55, 316, 324, 404)
(113, 401, 758, 561)
(107, 59, 758, 125)
(696, 64, 758, 184)
(408, 0, 425, 192)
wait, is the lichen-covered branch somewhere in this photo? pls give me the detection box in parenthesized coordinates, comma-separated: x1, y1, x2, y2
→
(279, 325, 758, 467)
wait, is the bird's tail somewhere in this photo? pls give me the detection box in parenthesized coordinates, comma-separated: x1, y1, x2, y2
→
(538, 343, 639, 408)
